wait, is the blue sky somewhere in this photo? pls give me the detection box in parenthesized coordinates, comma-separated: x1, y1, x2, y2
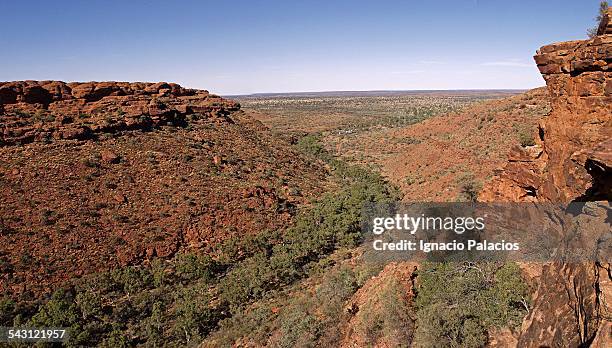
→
(0, 0, 602, 95)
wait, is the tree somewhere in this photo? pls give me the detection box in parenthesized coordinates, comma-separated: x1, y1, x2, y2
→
(587, 1, 609, 38)
(414, 262, 529, 348)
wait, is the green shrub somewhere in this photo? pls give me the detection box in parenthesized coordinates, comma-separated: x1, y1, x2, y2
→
(218, 253, 274, 310)
(413, 262, 529, 348)
(101, 329, 131, 348)
(75, 290, 102, 320)
(175, 253, 219, 282)
(518, 128, 535, 147)
(0, 298, 16, 325)
(276, 310, 320, 348)
(29, 289, 79, 327)
(315, 267, 358, 312)
(456, 173, 482, 202)
(212, 303, 274, 346)
(172, 284, 222, 342)
(110, 267, 151, 295)
(587, 1, 609, 38)
(296, 134, 329, 159)
(143, 301, 164, 345)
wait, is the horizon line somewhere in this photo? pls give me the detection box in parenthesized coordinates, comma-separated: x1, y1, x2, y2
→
(225, 87, 540, 98)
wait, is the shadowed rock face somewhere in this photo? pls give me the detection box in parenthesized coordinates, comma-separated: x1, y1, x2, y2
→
(481, 8, 611, 347)
(0, 81, 240, 145)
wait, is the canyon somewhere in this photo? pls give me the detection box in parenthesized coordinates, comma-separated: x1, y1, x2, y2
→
(0, 8, 610, 348)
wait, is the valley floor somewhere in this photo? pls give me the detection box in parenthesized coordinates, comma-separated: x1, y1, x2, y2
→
(240, 88, 550, 202)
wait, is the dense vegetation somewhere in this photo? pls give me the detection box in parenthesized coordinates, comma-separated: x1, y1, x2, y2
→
(414, 262, 529, 348)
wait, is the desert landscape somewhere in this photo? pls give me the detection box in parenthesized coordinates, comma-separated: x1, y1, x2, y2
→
(0, 2, 610, 348)
(238, 89, 550, 202)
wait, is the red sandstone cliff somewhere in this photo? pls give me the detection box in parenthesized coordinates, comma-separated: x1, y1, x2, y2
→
(481, 8, 611, 347)
(0, 81, 240, 145)
(480, 11, 611, 203)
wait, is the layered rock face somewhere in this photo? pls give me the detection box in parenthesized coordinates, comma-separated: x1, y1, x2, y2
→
(481, 9, 611, 347)
(0, 81, 239, 145)
(480, 11, 611, 203)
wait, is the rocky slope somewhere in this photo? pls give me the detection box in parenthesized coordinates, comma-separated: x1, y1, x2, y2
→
(326, 88, 550, 202)
(340, 262, 417, 347)
(0, 81, 329, 298)
(481, 8, 612, 347)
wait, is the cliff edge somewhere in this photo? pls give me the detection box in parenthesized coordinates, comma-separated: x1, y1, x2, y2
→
(480, 9, 611, 203)
(480, 8, 611, 347)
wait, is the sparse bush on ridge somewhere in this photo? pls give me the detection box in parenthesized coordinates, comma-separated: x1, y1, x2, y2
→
(456, 172, 482, 202)
(517, 127, 536, 147)
(587, 1, 609, 38)
(354, 277, 414, 347)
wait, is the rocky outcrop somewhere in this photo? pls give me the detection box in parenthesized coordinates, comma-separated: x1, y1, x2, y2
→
(480, 27, 611, 202)
(517, 262, 610, 347)
(480, 8, 611, 347)
(0, 81, 240, 145)
(0, 81, 329, 298)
